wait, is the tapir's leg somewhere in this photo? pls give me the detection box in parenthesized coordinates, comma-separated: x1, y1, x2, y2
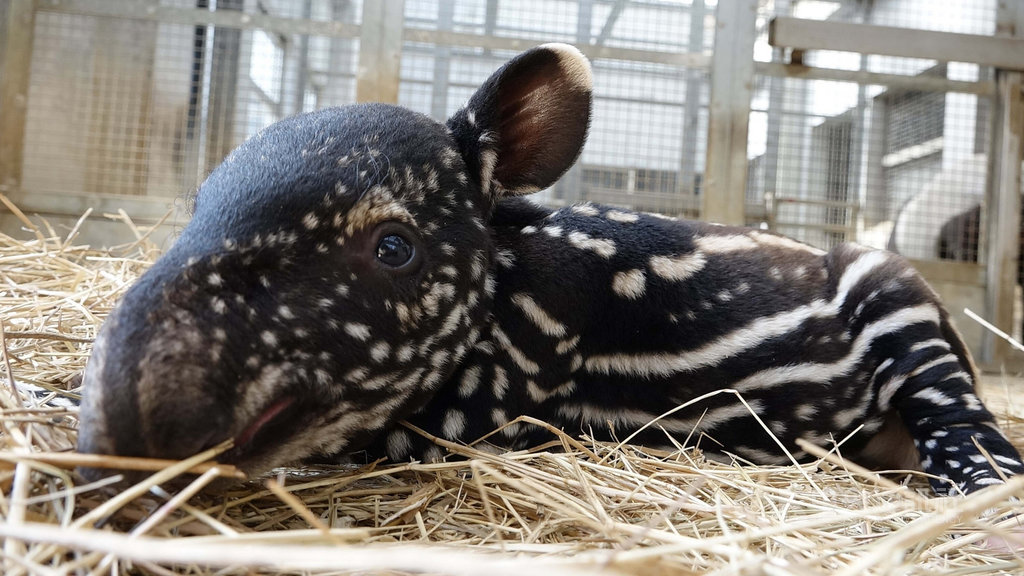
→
(875, 318, 1024, 494)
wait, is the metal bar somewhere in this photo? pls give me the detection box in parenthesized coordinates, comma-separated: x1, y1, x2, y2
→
(0, 0, 35, 194)
(769, 16, 1024, 71)
(576, 0, 593, 44)
(678, 0, 705, 198)
(43, 0, 711, 69)
(772, 222, 856, 234)
(755, 61, 996, 96)
(403, 27, 712, 68)
(773, 196, 860, 209)
(703, 0, 758, 225)
(291, 0, 313, 114)
(982, 71, 1023, 365)
(429, 1, 454, 119)
(761, 0, 789, 223)
(595, 0, 625, 46)
(38, 0, 361, 38)
(205, 0, 244, 170)
(482, 0, 498, 57)
(356, 0, 405, 103)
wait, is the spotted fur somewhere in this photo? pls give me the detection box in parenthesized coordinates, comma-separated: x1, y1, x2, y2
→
(77, 44, 1023, 495)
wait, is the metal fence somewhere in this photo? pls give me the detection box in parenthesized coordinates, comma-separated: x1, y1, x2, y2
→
(1, 0, 1023, 365)
(749, 0, 997, 257)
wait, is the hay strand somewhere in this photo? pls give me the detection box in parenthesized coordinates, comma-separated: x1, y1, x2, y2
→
(0, 214, 1021, 575)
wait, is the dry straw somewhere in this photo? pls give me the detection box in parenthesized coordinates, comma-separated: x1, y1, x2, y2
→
(0, 204, 1022, 575)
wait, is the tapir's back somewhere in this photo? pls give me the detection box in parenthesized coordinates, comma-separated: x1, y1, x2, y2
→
(395, 197, 1018, 496)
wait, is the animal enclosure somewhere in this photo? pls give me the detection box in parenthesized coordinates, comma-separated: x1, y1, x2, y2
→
(2, 0, 1023, 366)
(2, 1, 1024, 575)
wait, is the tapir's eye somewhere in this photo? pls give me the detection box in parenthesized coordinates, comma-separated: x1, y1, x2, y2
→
(376, 234, 414, 267)
(370, 222, 423, 274)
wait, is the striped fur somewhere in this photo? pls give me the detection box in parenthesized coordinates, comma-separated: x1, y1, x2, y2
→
(76, 44, 1023, 496)
(366, 200, 1023, 495)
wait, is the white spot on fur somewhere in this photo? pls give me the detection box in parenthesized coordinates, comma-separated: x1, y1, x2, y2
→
(568, 231, 616, 258)
(303, 212, 320, 230)
(795, 404, 817, 420)
(512, 293, 567, 337)
(211, 297, 227, 315)
(440, 146, 459, 168)
(479, 148, 498, 197)
(749, 232, 826, 255)
(649, 253, 706, 281)
(492, 326, 540, 374)
(496, 249, 516, 269)
(606, 210, 639, 223)
(491, 407, 508, 426)
(397, 345, 414, 363)
(345, 366, 369, 383)
(386, 429, 413, 459)
(492, 365, 509, 399)
(572, 203, 600, 217)
(458, 366, 481, 398)
(344, 323, 371, 341)
(527, 379, 576, 403)
(370, 342, 390, 363)
(555, 335, 581, 355)
(612, 269, 646, 299)
(694, 235, 759, 253)
(442, 409, 467, 439)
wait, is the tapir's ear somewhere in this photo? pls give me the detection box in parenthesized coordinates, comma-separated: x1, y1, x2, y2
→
(447, 43, 592, 201)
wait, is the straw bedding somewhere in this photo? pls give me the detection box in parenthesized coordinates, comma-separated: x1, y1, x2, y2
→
(0, 207, 1022, 575)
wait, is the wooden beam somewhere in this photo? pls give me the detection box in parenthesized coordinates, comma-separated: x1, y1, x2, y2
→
(702, 0, 758, 225)
(356, 0, 405, 103)
(982, 71, 1023, 365)
(769, 17, 1024, 71)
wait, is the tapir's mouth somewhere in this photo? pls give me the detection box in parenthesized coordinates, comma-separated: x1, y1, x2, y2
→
(230, 396, 297, 458)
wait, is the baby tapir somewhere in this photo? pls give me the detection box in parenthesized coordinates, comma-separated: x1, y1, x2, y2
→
(77, 43, 1024, 496)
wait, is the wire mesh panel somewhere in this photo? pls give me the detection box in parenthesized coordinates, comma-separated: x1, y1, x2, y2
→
(749, 0, 997, 263)
(8, 0, 714, 242)
(398, 0, 714, 217)
(17, 0, 361, 221)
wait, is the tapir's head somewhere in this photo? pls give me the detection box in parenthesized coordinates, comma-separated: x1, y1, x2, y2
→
(77, 44, 591, 478)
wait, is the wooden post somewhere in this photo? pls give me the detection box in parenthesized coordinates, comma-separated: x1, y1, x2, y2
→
(356, 0, 405, 104)
(703, 0, 758, 225)
(982, 70, 1023, 366)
